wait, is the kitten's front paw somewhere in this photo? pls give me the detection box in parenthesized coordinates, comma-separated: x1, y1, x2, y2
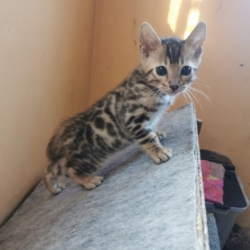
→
(156, 131, 166, 141)
(150, 147, 172, 164)
(83, 176, 104, 190)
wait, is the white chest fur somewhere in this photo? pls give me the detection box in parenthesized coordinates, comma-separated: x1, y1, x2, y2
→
(147, 95, 175, 129)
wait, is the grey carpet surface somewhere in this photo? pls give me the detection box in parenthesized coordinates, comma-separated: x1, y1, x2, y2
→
(207, 213, 220, 250)
(0, 104, 200, 250)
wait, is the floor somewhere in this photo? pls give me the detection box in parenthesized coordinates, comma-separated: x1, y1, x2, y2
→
(223, 224, 250, 250)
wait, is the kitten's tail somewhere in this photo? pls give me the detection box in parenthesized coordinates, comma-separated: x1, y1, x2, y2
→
(46, 133, 64, 162)
(44, 132, 67, 195)
(44, 158, 67, 195)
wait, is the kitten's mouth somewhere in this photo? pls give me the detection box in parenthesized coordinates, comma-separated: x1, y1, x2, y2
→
(161, 88, 183, 96)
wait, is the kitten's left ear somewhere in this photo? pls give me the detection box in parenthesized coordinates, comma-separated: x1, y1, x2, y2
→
(139, 22, 161, 57)
(185, 21, 206, 57)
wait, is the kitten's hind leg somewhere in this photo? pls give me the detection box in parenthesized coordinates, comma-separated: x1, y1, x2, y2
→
(67, 168, 103, 190)
(44, 158, 67, 195)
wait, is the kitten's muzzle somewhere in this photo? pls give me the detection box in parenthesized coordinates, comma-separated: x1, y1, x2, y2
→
(170, 85, 179, 92)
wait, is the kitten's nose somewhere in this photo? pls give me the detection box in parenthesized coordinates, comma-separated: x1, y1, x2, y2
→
(170, 85, 179, 91)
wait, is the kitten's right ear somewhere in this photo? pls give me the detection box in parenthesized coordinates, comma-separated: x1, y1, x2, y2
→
(185, 21, 206, 58)
(139, 22, 161, 57)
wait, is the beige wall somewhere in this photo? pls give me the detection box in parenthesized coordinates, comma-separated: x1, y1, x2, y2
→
(0, 0, 95, 226)
(90, 0, 250, 227)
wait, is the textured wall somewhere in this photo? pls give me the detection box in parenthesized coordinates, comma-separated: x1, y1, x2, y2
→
(0, 0, 95, 225)
(90, 0, 250, 227)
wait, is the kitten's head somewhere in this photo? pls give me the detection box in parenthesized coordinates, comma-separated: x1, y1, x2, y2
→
(139, 22, 206, 96)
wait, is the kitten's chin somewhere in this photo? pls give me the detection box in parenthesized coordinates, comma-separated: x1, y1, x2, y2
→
(162, 90, 182, 97)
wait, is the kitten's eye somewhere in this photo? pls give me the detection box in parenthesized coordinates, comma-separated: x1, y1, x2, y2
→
(156, 66, 167, 76)
(181, 66, 191, 76)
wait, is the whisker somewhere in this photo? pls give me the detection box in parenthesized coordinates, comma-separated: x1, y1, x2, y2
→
(195, 77, 208, 83)
(150, 92, 157, 109)
(153, 90, 161, 109)
(144, 88, 158, 96)
(189, 87, 211, 101)
(143, 88, 159, 101)
(182, 92, 188, 104)
(148, 90, 159, 109)
(187, 89, 203, 110)
(147, 92, 155, 109)
(185, 90, 196, 110)
(152, 92, 158, 110)
(184, 92, 191, 105)
(143, 87, 163, 110)
(192, 82, 211, 89)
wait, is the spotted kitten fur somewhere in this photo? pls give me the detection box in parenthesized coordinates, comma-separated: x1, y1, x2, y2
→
(44, 22, 206, 194)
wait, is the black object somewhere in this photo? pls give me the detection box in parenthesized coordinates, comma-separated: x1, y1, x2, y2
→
(196, 119, 202, 135)
(200, 150, 247, 210)
(200, 149, 235, 171)
(200, 149, 249, 248)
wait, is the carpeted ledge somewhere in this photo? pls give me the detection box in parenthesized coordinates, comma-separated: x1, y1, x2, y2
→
(0, 104, 204, 250)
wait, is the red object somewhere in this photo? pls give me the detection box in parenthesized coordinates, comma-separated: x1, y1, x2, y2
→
(201, 160, 225, 204)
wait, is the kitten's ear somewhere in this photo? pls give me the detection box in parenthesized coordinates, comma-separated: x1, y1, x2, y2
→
(185, 21, 206, 58)
(139, 22, 161, 57)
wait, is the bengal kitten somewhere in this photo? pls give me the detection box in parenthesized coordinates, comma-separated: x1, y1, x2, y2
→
(44, 22, 206, 194)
